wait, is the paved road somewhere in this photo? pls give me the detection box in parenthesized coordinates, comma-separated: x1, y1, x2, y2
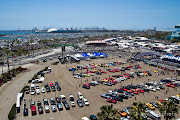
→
(0, 60, 55, 120)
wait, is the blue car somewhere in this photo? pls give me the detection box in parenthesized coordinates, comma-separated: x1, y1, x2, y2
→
(23, 108, 28, 116)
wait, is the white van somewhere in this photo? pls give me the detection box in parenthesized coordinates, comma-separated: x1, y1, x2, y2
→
(147, 110, 161, 120)
(77, 92, 83, 100)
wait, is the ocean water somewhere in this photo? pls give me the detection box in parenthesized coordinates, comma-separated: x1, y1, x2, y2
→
(0, 30, 35, 35)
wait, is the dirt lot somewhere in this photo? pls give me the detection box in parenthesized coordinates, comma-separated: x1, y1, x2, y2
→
(12, 57, 180, 120)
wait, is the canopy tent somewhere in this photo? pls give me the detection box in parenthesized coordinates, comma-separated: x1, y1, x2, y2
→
(82, 52, 89, 57)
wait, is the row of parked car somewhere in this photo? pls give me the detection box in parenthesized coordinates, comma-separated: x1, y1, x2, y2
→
(117, 94, 180, 120)
(100, 80, 166, 104)
(23, 92, 90, 116)
(30, 81, 61, 95)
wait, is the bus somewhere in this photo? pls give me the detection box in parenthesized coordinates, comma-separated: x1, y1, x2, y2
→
(16, 93, 23, 113)
(16, 97, 20, 113)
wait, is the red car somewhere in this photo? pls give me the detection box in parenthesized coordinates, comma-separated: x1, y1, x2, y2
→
(124, 76, 130, 79)
(101, 71, 107, 74)
(106, 98, 117, 104)
(123, 73, 129, 75)
(123, 88, 128, 91)
(50, 83, 54, 87)
(110, 80, 117, 84)
(140, 90, 144, 93)
(115, 69, 120, 72)
(166, 83, 175, 88)
(127, 66, 133, 68)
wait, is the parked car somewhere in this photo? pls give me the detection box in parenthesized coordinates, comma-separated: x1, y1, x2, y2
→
(106, 98, 117, 104)
(77, 92, 83, 100)
(44, 105, 50, 113)
(117, 110, 128, 117)
(36, 89, 40, 95)
(49, 97, 56, 105)
(82, 98, 89, 106)
(23, 108, 28, 116)
(57, 103, 63, 111)
(56, 97, 61, 103)
(51, 86, 56, 91)
(51, 105, 57, 112)
(77, 100, 84, 107)
(69, 94, 75, 101)
(100, 94, 110, 99)
(63, 102, 70, 110)
(37, 101, 41, 106)
(70, 101, 76, 107)
(90, 115, 97, 120)
(41, 87, 45, 93)
(38, 106, 43, 114)
(46, 86, 51, 92)
(56, 85, 61, 91)
(43, 98, 49, 105)
(31, 90, 35, 95)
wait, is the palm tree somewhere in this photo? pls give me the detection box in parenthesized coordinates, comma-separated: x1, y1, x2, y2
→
(97, 104, 119, 120)
(129, 101, 145, 120)
(159, 99, 179, 120)
(4, 49, 11, 76)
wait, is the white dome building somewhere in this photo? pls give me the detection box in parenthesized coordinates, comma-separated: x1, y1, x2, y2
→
(47, 28, 57, 33)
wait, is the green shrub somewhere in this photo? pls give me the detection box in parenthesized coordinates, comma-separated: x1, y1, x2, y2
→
(8, 103, 16, 120)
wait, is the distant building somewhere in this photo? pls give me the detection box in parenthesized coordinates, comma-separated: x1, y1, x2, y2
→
(86, 41, 107, 46)
(170, 25, 180, 40)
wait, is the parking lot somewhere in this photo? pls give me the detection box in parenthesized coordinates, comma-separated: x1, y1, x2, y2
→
(15, 57, 180, 120)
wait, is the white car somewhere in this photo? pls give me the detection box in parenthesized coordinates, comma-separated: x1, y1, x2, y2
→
(74, 75, 81, 79)
(82, 98, 89, 106)
(70, 101, 76, 107)
(82, 117, 89, 120)
(109, 90, 113, 93)
(155, 86, 160, 90)
(36, 89, 40, 95)
(41, 87, 45, 93)
(44, 105, 50, 113)
(31, 90, 35, 95)
(77, 92, 83, 100)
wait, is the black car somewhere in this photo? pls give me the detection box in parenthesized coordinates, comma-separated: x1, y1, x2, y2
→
(112, 96, 123, 102)
(57, 103, 63, 111)
(43, 59, 47, 62)
(55, 82, 59, 86)
(90, 115, 97, 120)
(46, 87, 51, 92)
(143, 89, 149, 92)
(127, 85, 133, 88)
(63, 102, 70, 110)
(90, 83, 95, 86)
(132, 85, 137, 89)
(51, 86, 56, 91)
(38, 106, 43, 114)
(117, 89, 123, 93)
(37, 101, 41, 106)
(23, 108, 28, 116)
(159, 85, 165, 89)
(77, 100, 84, 107)
(56, 85, 61, 91)
(119, 95, 128, 99)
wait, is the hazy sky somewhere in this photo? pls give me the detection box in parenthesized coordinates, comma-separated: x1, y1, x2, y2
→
(0, 0, 180, 30)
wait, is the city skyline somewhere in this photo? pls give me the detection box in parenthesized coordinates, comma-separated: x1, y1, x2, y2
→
(0, 0, 180, 30)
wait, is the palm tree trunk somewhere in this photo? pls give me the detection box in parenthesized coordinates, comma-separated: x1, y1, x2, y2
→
(7, 53, 10, 75)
